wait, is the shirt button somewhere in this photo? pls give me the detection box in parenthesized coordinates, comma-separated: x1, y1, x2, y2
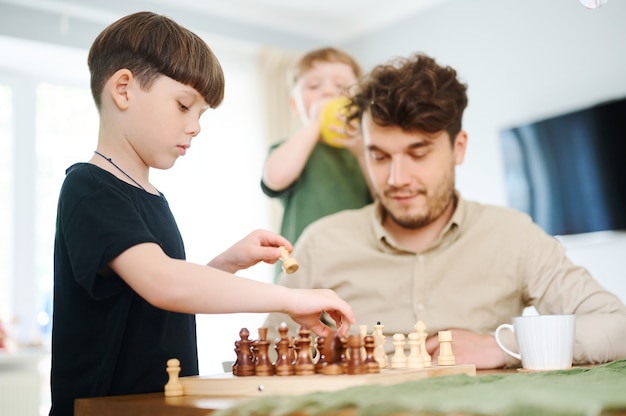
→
(417, 303, 425, 310)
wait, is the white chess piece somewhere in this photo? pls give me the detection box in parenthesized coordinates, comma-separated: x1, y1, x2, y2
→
(415, 321, 432, 367)
(407, 332, 425, 368)
(164, 358, 184, 397)
(390, 333, 407, 369)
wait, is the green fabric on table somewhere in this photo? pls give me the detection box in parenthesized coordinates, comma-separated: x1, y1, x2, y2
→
(214, 360, 626, 416)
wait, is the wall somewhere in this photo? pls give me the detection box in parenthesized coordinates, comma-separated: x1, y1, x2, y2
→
(345, 0, 626, 302)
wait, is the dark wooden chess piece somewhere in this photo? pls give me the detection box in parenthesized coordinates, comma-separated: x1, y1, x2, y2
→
(347, 334, 368, 375)
(274, 324, 295, 376)
(254, 327, 274, 376)
(363, 334, 380, 373)
(315, 335, 329, 374)
(294, 328, 316, 375)
(235, 328, 255, 376)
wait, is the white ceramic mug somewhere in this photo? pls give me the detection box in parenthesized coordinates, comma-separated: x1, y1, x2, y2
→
(495, 314, 576, 370)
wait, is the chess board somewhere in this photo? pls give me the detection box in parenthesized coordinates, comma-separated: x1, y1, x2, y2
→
(176, 364, 476, 397)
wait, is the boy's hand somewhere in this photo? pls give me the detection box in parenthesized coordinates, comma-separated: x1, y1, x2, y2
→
(285, 288, 355, 338)
(207, 229, 293, 274)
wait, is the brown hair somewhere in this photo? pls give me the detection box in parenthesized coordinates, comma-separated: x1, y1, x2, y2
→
(289, 47, 362, 88)
(348, 53, 468, 143)
(88, 12, 224, 110)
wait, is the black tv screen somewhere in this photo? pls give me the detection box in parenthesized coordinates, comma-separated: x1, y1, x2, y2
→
(500, 97, 626, 236)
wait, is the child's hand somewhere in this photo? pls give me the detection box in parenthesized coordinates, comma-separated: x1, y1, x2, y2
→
(207, 230, 293, 274)
(285, 288, 355, 338)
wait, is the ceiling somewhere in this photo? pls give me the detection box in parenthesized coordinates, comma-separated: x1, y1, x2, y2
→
(0, 0, 451, 50)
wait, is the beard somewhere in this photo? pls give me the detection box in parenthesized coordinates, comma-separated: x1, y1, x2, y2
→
(377, 168, 457, 230)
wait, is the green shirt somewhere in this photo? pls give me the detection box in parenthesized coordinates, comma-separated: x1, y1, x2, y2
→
(262, 141, 373, 280)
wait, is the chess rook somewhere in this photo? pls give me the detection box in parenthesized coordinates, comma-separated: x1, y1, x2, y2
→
(347, 334, 368, 375)
(437, 330, 456, 366)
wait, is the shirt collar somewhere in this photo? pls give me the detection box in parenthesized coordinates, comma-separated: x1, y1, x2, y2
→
(371, 191, 464, 253)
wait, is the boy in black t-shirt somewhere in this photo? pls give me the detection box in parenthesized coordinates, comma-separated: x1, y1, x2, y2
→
(50, 12, 354, 416)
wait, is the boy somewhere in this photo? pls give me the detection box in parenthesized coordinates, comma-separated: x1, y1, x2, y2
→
(261, 47, 373, 282)
(50, 12, 354, 416)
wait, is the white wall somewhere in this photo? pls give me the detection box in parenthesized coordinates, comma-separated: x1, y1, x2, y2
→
(345, 0, 626, 302)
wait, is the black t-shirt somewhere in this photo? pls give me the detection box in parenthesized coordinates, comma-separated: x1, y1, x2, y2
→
(50, 163, 198, 416)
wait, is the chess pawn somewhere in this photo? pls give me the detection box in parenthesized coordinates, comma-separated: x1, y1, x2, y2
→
(274, 323, 295, 376)
(294, 328, 316, 375)
(407, 332, 425, 369)
(363, 335, 380, 373)
(235, 328, 255, 376)
(437, 330, 456, 366)
(164, 358, 183, 397)
(347, 334, 368, 375)
(390, 333, 407, 369)
(255, 327, 274, 376)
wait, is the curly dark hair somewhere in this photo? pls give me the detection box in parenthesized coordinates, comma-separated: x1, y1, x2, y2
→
(348, 53, 468, 143)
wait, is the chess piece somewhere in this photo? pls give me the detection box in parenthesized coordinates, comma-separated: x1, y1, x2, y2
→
(373, 322, 388, 368)
(294, 328, 316, 375)
(415, 320, 432, 367)
(274, 323, 295, 376)
(363, 335, 380, 373)
(407, 332, 425, 369)
(359, 324, 368, 359)
(255, 327, 274, 376)
(391, 333, 407, 369)
(437, 330, 456, 366)
(315, 335, 329, 373)
(164, 358, 184, 397)
(321, 331, 345, 375)
(235, 328, 255, 376)
(278, 246, 299, 274)
(347, 334, 368, 375)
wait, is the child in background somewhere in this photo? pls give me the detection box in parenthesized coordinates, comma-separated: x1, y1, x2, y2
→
(261, 47, 373, 282)
(50, 13, 354, 416)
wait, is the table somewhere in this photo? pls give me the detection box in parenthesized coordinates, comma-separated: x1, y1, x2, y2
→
(75, 361, 626, 416)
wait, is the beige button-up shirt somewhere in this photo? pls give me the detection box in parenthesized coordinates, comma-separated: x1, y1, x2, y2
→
(264, 196, 626, 366)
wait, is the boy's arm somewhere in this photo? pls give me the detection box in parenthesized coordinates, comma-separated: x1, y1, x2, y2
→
(262, 122, 320, 191)
(108, 240, 354, 336)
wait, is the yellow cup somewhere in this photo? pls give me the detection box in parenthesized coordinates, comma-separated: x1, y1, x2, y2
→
(320, 96, 353, 148)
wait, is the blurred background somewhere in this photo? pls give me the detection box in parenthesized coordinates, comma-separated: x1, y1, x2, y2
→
(1, 0, 625, 414)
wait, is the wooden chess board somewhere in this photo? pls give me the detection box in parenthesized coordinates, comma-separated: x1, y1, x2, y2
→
(176, 364, 476, 397)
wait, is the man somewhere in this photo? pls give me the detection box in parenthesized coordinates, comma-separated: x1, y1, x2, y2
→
(264, 53, 626, 369)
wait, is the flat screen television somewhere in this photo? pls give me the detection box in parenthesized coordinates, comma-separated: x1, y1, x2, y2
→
(500, 97, 626, 236)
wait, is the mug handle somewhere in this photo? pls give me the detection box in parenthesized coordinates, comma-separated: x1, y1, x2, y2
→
(494, 324, 521, 360)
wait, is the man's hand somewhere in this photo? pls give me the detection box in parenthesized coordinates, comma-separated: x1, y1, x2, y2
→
(425, 329, 506, 369)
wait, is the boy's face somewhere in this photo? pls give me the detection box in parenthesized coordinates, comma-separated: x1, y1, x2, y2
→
(290, 61, 358, 125)
(125, 74, 210, 170)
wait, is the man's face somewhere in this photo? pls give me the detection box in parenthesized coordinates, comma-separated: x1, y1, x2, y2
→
(361, 112, 467, 229)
